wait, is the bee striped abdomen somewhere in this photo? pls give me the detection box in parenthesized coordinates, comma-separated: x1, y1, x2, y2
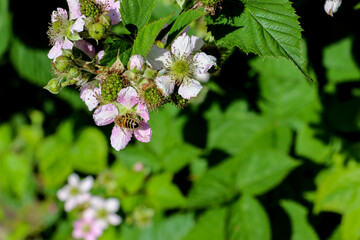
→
(116, 116, 140, 130)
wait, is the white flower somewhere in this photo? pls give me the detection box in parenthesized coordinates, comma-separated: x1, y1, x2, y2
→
(147, 33, 216, 99)
(57, 174, 94, 212)
(83, 196, 122, 229)
(324, 0, 342, 16)
(80, 82, 101, 111)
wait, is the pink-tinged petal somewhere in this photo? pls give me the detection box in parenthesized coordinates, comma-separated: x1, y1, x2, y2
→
(108, 0, 121, 25)
(155, 75, 175, 97)
(146, 45, 169, 70)
(93, 103, 118, 126)
(178, 79, 202, 99)
(65, 198, 78, 212)
(83, 208, 97, 219)
(190, 35, 204, 52)
(96, 50, 105, 63)
(171, 33, 192, 57)
(116, 86, 139, 109)
(49, 39, 74, 61)
(67, 0, 82, 19)
(71, 15, 86, 33)
(79, 176, 94, 192)
(105, 198, 120, 212)
(193, 52, 216, 74)
(68, 173, 80, 185)
(90, 196, 105, 209)
(51, 8, 68, 22)
(134, 122, 152, 143)
(75, 40, 96, 59)
(107, 214, 122, 226)
(80, 83, 100, 111)
(136, 103, 149, 122)
(110, 126, 132, 151)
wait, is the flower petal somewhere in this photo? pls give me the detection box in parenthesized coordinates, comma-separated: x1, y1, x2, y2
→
(105, 198, 120, 212)
(93, 103, 118, 126)
(90, 196, 105, 208)
(171, 33, 192, 57)
(107, 214, 122, 226)
(75, 39, 96, 59)
(79, 176, 94, 192)
(146, 45, 169, 70)
(193, 52, 216, 74)
(57, 186, 70, 201)
(134, 122, 152, 143)
(110, 126, 132, 151)
(190, 35, 204, 52)
(67, 0, 82, 19)
(194, 71, 210, 83)
(116, 86, 139, 109)
(51, 8, 68, 23)
(80, 83, 100, 111)
(71, 15, 86, 33)
(136, 102, 150, 122)
(178, 79, 202, 99)
(68, 173, 80, 185)
(155, 75, 175, 97)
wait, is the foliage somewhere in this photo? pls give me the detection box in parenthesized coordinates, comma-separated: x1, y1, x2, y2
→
(1, 0, 360, 239)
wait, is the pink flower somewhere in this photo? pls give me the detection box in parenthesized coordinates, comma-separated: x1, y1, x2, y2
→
(57, 174, 94, 212)
(80, 82, 101, 111)
(93, 86, 152, 151)
(96, 0, 121, 25)
(148, 33, 216, 99)
(73, 217, 104, 240)
(83, 196, 122, 229)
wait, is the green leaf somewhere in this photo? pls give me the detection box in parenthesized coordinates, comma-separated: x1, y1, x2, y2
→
(99, 39, 132, 66)
(71, 127, 108, 174)
(183, 208, 227, 240)
(146, 173, 186, 210)
(0, 0, 11, 59)
(166, 10, 206, 45)
(132, 14, 173, 56)
(162, 143, 201, 173)
(235, 150, 300, 196)
(281, 200, 320, 240)
(340, 207, 360, 240)
(227, 195, 271, 240)
(120, 0, 156, 32)
(207, 0, 311, 80)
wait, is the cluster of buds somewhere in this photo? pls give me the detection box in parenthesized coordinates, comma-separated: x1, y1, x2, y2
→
(57, 173, 122, 240)
(45, 0, 217, 151)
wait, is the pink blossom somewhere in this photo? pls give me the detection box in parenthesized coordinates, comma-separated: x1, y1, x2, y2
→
(80, 83, 101, 111)
(92, 86, 152, 151)
(95, 0, 121, 25)
(73, 217, 104, 240)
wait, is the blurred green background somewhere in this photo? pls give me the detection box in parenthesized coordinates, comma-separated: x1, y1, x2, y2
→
(1, 0, 360, 239)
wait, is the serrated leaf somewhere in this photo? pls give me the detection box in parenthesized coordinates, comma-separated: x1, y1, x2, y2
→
(281, 200, 320, 240)
(120, 0, 155, 32)
(99, 39, 132, 66)
(228, 195, 271, 240)
(166, 10, 205, 45)
(132, 14, 173, 56)
(207, 0, 311, 80)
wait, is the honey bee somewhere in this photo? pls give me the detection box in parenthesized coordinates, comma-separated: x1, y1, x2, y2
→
(115, 114, 140, 130)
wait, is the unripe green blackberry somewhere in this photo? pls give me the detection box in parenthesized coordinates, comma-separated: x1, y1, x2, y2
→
(170, 92, 188, 109)
(80, 0, 101, 19)
(144, 87, 166, 111)
(101, 73, 124, 101)
(89, 22, 107, 40)
(54, 55, 72, 71)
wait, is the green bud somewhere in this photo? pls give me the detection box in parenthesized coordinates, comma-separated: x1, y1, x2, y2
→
(89, 22, 106, 40)
(54, 56, 71, 71)
(44, 78, 62, 94)
(99, 14, 112, 29)
(67, 67, 81, 79)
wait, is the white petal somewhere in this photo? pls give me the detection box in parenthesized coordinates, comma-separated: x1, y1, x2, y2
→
(68, 173, 80, 185)
(110, 126, 132, 151)
(83, 208, 97, 219)
(93, 103, 118, 126)
(107, 214, 122, 226)
(80, 83, 100, 111)
(64, 198, 77, 212)
(105, 198, 120, 212)
(67, 0, 82, 19)
(171, 33, 192, 57)
(90, 196, 105, 209)
(193, 52, 216, 74)
(136, 103, 149, 122)
(79, 176, 94, 192)
(57, 186, 70, 201)
(194, 71, 210, 83)
(116, 86, 139, 109)
(146, 45, 169, 70)
(71, 15, 85, 33)
(178, 79, 202, 99)
(155, 76, 175, 97)
(190, 35, 204, 52)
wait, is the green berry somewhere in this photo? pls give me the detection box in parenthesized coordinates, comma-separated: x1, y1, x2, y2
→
(101, 73, 124, 101)
(144, 87, 166, 111)
(80, 0, 101, 19)
(171, 92, 188, 109)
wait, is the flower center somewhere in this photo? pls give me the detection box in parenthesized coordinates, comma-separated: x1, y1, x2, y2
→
(169, 59, 194, 82)
(97, 208, 108, 218)
(70, 187, 79, 196)
(82, 223, 92, 233)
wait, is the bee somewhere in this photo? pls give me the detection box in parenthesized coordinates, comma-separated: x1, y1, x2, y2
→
(115, 114, 140, 130)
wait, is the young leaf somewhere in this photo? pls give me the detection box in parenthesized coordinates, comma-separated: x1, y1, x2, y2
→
(227, 195, 271, 240)
(120, 0, 156, 32)
(281, 200, 320, 240)
(207, 0, 311, 81)
(132, 14, 173, 56)
(166, 10, 206, 46)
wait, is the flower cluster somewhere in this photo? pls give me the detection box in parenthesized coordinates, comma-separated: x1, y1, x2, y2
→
(45, 0, 217, 151)
(57, 173, 122, 240)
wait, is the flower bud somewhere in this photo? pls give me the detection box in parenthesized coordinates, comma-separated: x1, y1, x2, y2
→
(44, 78, 62, 94)
(54, 55, 71, 71)
(99, 14, 112, 29)
(88, 22, 106, 40)
(67, 67, 81, 79)
(324, 0, 342, 16)
(128, 55, 145, 73)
